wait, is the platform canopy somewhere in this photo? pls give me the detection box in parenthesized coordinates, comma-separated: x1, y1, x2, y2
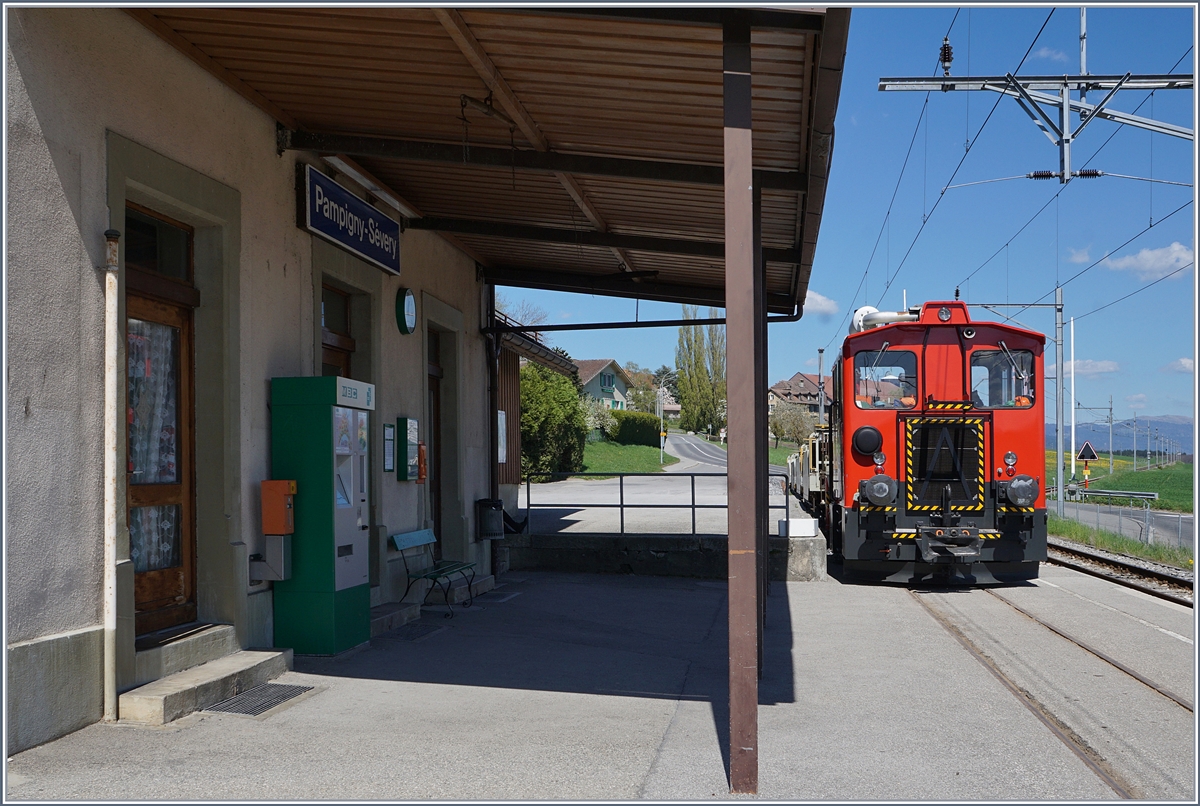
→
(130, 7, 848, 316)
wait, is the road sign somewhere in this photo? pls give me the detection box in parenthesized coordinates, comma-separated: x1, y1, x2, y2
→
(1076, 441, 1099, 462)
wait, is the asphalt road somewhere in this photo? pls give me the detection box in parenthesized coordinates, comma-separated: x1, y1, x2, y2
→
(665, 433, 788, 475)
(1058, 499, 1194, 549)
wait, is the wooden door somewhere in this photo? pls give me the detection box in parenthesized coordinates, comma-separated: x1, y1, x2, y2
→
(127, 294, 195, 634)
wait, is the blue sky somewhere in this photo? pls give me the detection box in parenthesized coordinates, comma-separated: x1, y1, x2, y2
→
(500, 6, 1196, 421)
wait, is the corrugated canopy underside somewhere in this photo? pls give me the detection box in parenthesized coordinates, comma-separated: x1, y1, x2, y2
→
(131, 7, 848, 315)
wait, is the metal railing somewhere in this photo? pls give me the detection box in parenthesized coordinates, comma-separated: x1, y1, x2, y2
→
(522, 471, 790, 535)
(1058, 495, 1194, 549)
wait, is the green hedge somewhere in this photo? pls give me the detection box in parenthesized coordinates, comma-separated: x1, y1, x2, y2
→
(520, 363, 587, 476)
(610, 410, 661, 447)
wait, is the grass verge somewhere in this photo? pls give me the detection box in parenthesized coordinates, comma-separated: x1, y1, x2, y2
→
(1048, 514, 1194, 570)
(582, 440, 679, 475)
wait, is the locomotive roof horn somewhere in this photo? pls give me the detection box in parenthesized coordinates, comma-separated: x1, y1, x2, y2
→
(850, 305, 920, 333)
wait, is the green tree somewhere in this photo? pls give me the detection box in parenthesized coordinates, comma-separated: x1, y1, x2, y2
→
(705, 310, 726, 431)
(520, 362, 587, 476)
(675, 305, 725, 434)
(627, 383, 657, 413)
(653, 364, 678, 400)
(770, 402, 815, 449)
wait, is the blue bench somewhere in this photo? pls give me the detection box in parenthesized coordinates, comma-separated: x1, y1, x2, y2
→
(389, 529, 476, 618)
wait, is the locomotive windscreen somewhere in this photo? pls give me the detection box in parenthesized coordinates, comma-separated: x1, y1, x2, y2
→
(905, 418, 985, 510)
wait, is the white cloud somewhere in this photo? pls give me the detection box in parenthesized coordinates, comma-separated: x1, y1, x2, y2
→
(1045, 359, 1120, 377)
(804, 289, 838, 318)
(1066, 246, 1090, 264)
(1125, 393, 1148, 411)
(1163, 357, 1194, 374)
(1033, 46, 1068, 62)
(804, 356, 819, 367)
(1104, 242, 1194, 281)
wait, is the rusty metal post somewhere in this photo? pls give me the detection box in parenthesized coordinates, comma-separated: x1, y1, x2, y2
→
(754, 185, 767, 677)
(723, 10, 760, 795)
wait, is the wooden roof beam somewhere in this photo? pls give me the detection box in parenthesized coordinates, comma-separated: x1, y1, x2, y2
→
(407, 215, 801, 263)
(276, 128, 806, 190)
(525, 8, 826, 32)
(481, 265, 796, 313)
(433, 8, 634, 271)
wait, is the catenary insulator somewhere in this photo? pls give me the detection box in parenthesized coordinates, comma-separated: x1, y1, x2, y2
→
(940, 37, 954, 76)
(1026, 170, 1059, 180)
(1072, 169, 1103, 179)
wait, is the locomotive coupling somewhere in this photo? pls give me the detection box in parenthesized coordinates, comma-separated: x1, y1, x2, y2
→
(915, 526, 982, 564)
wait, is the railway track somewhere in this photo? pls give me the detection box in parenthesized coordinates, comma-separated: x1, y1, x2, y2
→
(1045, 537, 1193, 608)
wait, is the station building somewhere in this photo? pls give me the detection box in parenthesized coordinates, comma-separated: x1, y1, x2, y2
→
(5, 6, 847, 773)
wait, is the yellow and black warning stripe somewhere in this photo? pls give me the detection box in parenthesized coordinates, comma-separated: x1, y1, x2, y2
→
(858, 504, 897, 513)
(926, 401, 974, 411)
(997, 505, 1036, 513)
(905, 503, 984, 512)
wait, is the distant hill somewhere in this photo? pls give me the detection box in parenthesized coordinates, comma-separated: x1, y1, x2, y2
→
(1044, 415, 1193, 454)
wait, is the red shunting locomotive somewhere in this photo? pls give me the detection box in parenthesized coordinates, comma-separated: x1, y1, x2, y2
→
(809, 300, 1047, 584)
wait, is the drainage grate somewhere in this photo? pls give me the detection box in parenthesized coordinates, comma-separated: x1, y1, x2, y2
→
(204, 683, 313, 716)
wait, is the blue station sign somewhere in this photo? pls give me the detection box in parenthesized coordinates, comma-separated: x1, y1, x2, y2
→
(299, 164, 401, 275)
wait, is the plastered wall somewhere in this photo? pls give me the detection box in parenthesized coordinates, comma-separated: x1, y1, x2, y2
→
(6, 7, 492, 752)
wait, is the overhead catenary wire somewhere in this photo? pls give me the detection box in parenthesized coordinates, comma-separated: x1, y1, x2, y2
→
(874, 8, 1057, 307)
(1015, 198, 1193, 314)
(821, 9, 961, 349)
(1074, 262, 1194, 320)
(955, 45, 1194, 290)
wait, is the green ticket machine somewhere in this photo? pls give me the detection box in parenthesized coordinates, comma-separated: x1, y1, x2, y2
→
(270, 376, 374, 654)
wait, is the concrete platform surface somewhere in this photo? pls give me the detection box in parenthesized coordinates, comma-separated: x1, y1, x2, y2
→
(6, 567, 1194, 801)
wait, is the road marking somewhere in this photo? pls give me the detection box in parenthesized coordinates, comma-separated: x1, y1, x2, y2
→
(1035, 579, 1193, 645)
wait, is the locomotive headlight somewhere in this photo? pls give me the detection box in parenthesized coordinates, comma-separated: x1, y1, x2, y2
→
(861, 474, 898, 507)
(852, 426, 883, 456)
(1003, 451, 1018, 467)
(938, 306, 952, 322)
(1005, 475, 1039, 507)
(872, 451, 887, 466)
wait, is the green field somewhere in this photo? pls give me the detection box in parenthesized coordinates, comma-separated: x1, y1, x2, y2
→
(1044, 450, 1136, 485)
(1048, 514, 1194, 570)
(1044, 453, 1192, 512)
(581, 441, 679, 475)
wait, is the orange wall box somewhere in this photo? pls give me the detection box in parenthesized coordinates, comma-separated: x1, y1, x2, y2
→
(261, 480, 297, 535)
(250, 480, 297, 584)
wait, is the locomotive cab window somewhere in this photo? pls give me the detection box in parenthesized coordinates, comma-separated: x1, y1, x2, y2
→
(970, 347, 1035, 408)
(853, 350, 917, 409)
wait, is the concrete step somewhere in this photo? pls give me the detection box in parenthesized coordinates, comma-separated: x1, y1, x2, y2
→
(133, 623, 239, 688)
(118, 648, 292, 726)
(370, 601, 421, 637)
(423, 574, 495, 605)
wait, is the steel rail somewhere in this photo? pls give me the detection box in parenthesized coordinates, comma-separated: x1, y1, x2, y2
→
(909, 591, 1132, 799)
(1045, 540, 1193, 608)
(985, 590, 1193, 712)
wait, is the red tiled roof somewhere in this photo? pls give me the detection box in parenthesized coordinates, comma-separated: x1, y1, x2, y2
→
(575, 359, 632, 387)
